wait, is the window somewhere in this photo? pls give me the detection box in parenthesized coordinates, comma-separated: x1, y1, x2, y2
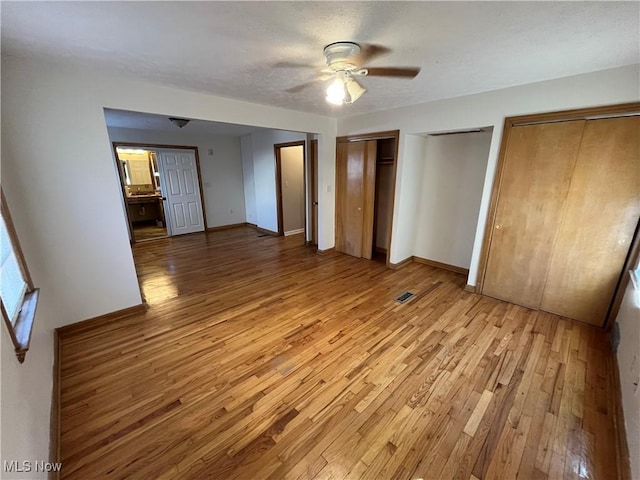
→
(1, 190, 39, 363)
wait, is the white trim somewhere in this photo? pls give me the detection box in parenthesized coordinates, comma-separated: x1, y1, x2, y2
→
(284, 228, 305, 236)
(630, 269, 640, 291)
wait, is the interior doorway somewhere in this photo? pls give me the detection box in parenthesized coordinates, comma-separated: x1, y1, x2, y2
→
(335, 131, 399, 265)
(274, 141, 306, 240)
(113, 143, 206, 243)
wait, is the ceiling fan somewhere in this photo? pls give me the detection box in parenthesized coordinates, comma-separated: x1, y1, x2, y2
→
(286, 41, 421, 106)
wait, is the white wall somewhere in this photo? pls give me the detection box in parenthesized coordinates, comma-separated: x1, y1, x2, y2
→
(245, 129, 307, 233)
(338, 64, 640, 279)
(240, 135, 257, 225)
(1, 301, 53, 480)
(1, 55, 336, 477)
(280, 145, 305, 234)
(616, 282, 640, 479)
(107, 126, 246, 228)
(389, 134, 426, 263)
(413, 131, 492, 269)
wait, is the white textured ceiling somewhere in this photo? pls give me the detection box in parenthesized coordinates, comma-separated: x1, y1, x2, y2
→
(104, 109, 267, 136)
(2, 1, 638, 118)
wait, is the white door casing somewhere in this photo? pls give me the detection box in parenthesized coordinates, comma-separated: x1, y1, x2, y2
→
(157, 149, 205, 236)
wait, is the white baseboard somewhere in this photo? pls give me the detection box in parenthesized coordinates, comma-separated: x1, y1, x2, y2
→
(284, 228, 305, 236)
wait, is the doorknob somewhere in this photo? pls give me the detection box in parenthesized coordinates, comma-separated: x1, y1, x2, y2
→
(357, 207, 362, 211)
(495, 224, 503, 230)
(313, 201, 318, 206)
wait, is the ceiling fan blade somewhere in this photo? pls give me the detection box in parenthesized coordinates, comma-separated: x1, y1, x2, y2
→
(366, 67, 421, 78)
(287, 73, 335, 93)
(274, 61, 317, 69)
(286, 78, 324, 93)
(356, 43, 392, 65)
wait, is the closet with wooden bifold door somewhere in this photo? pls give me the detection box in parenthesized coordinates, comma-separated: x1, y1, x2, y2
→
(335, 132, 398, 263)
(481, 109, 640, 327)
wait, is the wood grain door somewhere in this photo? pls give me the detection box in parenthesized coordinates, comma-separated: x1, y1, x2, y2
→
(360, 141, 377, 260)
(482, 121, 586, 308)
(335, 140, 377, 258)
(540, 116, 640, 325)
(311, 140, 318, 246)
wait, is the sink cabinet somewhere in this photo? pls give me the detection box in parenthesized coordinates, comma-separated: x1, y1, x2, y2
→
(126, 197, 163, 224)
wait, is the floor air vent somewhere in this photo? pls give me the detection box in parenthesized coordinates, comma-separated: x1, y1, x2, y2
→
(394, 291, 415, 303)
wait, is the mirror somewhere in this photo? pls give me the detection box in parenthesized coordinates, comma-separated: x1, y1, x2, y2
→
(116, 149, 160, 195)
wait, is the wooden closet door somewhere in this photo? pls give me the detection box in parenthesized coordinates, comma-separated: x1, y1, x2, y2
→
(310, 140, 318, 246)
(335, 140, 376, 258)
(482, 121, 585, 308)
(540, 116, 640, 326)
(360, 141, 377, 260)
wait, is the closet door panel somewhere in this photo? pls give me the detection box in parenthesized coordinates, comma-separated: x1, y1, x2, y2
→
(310, 140, 318, 246)
(335, 141, 365, 257)
(360, 141, 377, 260)
(482, 121, 585, 307)
(540, 116, 640, 325)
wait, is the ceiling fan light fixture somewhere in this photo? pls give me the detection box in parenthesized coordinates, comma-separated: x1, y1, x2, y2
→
(287, 41, 419, 105)
(326, 72, 347, 105)
(325, 72, 366, 106)
(344, 78, 366, 104)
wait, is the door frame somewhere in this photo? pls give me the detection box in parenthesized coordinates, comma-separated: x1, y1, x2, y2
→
(475, 102, 640, 328)
(310, 139, 318, 246)
(335, 130, 400, 266)
(111, 142, 208, 243)
(274, 141, 306, 238)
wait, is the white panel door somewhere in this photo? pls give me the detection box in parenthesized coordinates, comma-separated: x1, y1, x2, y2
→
(157, 150, 205, 236)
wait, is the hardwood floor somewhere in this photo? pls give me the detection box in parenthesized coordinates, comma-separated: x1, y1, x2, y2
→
(58, 227, 622, 479)
(133, 222, 168, 242)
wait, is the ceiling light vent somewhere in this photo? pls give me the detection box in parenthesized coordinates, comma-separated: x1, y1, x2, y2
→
(169, 117, 190, 128)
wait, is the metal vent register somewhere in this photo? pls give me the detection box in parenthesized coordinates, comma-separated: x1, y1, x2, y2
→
(394, 291, 415, 303)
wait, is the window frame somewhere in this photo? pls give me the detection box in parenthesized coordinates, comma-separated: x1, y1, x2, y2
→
(1, 189, 39, 363)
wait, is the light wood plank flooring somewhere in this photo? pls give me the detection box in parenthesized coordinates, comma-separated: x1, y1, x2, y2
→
(59, 227, 621, 479)
(133, 222, 168, 242)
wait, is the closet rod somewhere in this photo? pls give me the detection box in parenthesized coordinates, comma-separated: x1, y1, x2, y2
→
(513, 111, 639, 127)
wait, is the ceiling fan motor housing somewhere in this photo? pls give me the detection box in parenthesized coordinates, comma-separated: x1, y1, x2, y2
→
(323, 41, 361, 72)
